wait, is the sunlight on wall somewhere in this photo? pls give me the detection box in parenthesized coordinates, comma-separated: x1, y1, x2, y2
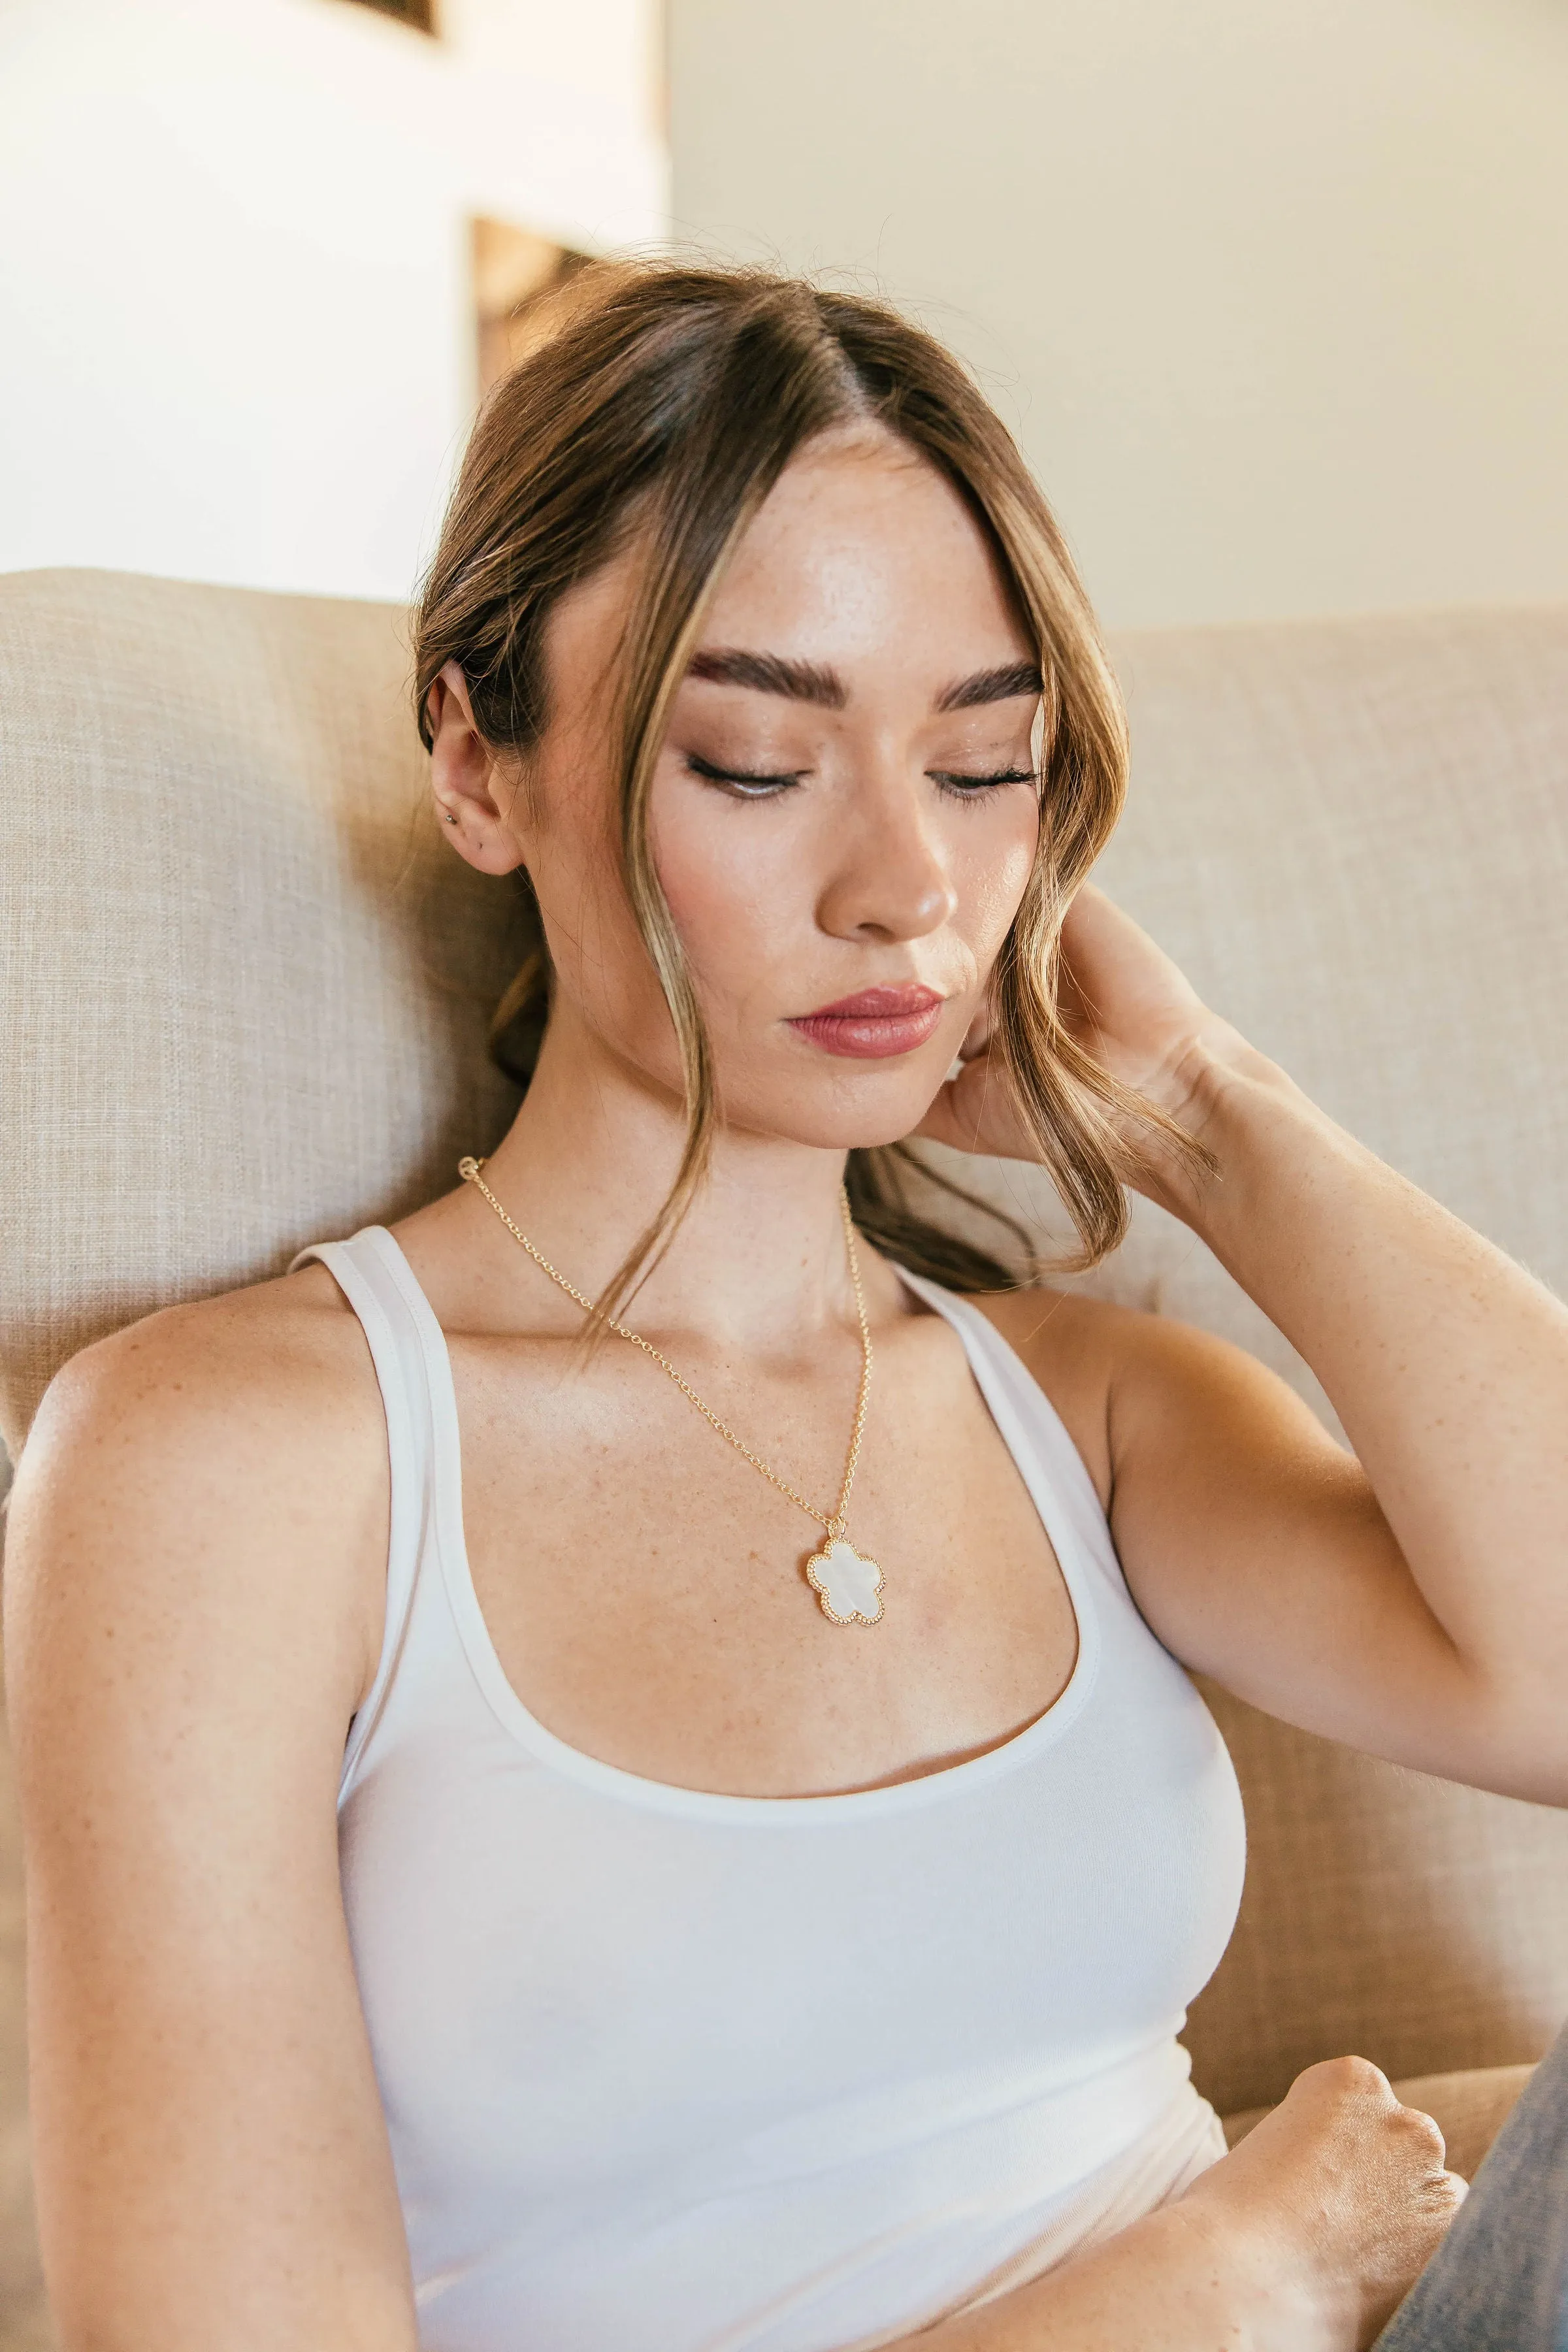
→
(0, 0, 666, 601)
(670, 0, 1568, 629)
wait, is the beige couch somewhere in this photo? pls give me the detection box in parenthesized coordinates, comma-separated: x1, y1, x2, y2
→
(1, 569, 1565, 2345)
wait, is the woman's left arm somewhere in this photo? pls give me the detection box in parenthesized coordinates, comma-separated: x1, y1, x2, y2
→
(924, 888, 1568, 1805)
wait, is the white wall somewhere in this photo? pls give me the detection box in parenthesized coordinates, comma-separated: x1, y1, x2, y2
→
(0, 0, 666, 602)
(670, 0, 1568, 630)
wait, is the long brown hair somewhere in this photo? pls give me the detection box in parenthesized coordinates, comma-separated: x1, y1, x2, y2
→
(414, 258, 1201, 1321)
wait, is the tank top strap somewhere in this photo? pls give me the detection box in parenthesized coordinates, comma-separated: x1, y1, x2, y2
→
(892, 1266, 1132, 1607)
(289, 1226, 446, 1797)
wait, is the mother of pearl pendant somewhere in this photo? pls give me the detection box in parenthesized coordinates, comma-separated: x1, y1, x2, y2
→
(806, 1536, 885, 1627)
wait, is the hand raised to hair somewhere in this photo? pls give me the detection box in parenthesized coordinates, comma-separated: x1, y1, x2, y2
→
(913, 884, 1237, 1168)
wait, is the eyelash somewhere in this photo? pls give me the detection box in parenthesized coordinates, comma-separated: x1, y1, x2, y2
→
(685, 753, 804, 796)
(929, 768, 1039, 800)
(684, 754, 1039, 801)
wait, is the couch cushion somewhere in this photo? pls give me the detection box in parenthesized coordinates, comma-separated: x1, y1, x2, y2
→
(1100, 612, 1568, 2114)
(0, 567, 523, 1462)
(929, 605, 1568, 2113)
(3, 572, 1565, 2163)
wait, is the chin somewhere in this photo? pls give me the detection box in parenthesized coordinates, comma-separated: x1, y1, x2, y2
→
(726, 1062, 948, 1154)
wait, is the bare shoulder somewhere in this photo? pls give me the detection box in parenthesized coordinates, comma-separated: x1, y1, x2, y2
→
(7, 1262, 389, 1735)
(15, 1259, 384, 1536)
(962, 1282, 1147, 1507)
(29, 1254, 370, 1427)
(7, 1270, 420, 2345)
(962, 1281, 1317, 1511)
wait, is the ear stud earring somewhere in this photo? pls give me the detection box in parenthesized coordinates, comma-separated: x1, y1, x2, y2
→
(443, 811, 459, 825)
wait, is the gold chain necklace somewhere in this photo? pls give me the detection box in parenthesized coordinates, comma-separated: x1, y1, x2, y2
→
(457, 1157, 885, 1627)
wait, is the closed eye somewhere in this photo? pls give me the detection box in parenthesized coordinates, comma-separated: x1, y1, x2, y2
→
(685, 751, 806, 796)
(928, 766, 1039, 798)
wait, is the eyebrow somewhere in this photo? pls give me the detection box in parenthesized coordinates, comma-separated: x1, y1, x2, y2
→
(686, 649, 847, 708)
(934, 661, 1045, 712)
(686, 648, 1045, 714)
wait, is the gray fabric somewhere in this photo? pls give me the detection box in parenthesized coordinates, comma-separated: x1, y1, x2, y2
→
(1377, 2019, 1568, 2350)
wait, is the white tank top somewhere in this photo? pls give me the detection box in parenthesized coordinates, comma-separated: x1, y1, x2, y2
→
(299, 1225, 1247, 2352)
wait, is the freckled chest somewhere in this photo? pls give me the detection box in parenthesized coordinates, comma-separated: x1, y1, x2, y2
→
(451, 1306, 1081, 1797)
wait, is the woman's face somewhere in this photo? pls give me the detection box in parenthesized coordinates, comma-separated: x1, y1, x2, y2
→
(462, 429, 1043, 1151)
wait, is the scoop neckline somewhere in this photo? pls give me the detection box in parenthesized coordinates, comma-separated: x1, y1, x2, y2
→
(365, 1225, 1103, 1825)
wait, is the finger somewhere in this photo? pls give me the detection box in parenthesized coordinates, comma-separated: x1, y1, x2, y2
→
(913, 1064, 995, 1154)
(910, 1081, 965, 1149)
(957, 1012, 993, 1062)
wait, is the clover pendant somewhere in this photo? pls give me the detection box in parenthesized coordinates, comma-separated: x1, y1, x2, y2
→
(805, 1536, 885, 1627)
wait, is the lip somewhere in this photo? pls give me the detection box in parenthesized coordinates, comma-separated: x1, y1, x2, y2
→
(787, 984, 946, 1060)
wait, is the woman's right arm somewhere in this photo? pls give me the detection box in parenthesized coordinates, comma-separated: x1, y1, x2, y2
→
(902, 2059, 1465, 2352)
(3, 1284, 419, 2352)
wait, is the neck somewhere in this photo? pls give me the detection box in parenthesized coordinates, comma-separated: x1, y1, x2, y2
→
(470, 1002, 872, 1352)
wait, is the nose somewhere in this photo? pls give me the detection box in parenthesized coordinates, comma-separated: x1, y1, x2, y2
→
(815, 767, 960, 945)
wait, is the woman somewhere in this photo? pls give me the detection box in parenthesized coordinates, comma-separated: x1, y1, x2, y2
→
(7, 261, 1568, 2352)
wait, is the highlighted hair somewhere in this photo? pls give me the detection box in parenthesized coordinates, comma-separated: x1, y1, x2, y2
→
(414, 259, 1201, 1320)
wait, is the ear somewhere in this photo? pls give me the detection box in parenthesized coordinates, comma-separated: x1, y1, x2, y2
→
(427, 661, 530, 876)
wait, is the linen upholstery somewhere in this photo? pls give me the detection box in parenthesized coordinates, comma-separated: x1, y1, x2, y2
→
(0, 568, 523, 1460)
(1085, 607, 1568, 2117)
(933, 604, 1568, 2115)
(1, 574, 1566, 2344)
